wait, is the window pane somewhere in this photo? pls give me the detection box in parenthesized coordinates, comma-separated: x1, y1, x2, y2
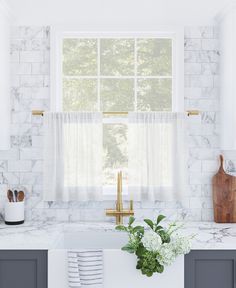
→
(63, 39, 97, 76)
(100, 39, 134, 76)
(137, 39, 172, 76)
(137, 79, 172, 111)
(101, 79, 134, 111)
(63, 79, 97, 111)
(103, 123, 128, 186)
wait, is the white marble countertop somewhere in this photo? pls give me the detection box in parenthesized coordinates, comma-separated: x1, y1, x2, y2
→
(0, 221, 236, 250)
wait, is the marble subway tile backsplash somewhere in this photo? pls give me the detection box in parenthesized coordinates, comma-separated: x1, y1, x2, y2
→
(2, 26, 223, 223)
(6, 26, 49, 209)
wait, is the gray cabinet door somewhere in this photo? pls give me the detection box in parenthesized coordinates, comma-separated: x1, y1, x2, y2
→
(185, 250, 236, 288)
(0, 250, 47, 288)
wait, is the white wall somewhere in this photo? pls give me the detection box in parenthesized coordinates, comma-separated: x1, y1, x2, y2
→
(4, 25, 220, 222)
(9, 0, 229, 26)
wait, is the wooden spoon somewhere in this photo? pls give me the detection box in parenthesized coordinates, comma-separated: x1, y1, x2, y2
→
(17, 191, 25, 202)
(7, 190, 13, 202)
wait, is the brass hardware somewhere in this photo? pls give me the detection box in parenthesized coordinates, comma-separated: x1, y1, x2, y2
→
(32, 110, 44, 116)
(103, 110, 200, 116)
(106, 171, 134, 225)
(32, 110, 200, 116)
(104, 110, 200, 116)
(186, 110, 200, 116)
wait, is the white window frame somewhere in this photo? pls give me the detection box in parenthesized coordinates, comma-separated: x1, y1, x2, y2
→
(50, 26, 184, 199)
(51, 27, 184, 112)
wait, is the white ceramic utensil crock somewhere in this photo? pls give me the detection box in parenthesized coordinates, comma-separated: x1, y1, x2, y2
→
(4, 201, 24, 225)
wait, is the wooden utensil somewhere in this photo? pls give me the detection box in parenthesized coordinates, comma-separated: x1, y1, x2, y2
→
(212, 155, 236, 223)
(17, 191, 25, 202)
(7, 190, 13, 202)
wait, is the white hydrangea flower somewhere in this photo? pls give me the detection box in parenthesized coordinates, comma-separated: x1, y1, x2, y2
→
(142, 230, 162, 252)
(157, 243, 176, 266)
(172, 236, 191, 256)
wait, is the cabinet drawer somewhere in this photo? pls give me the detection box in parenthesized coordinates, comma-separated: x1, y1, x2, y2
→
(185, 250, 236, 288)
(0, 250, 47, 288)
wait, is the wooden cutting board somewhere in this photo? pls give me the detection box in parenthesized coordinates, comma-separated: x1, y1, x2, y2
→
(212, 155, 236, 223)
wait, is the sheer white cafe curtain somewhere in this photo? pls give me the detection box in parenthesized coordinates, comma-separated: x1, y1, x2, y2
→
(43, 112, 102, 201)
(128, 112, 187, 201)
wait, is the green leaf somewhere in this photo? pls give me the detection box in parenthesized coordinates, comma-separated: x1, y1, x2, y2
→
(136, 262, 142, 269)
(115, 225, 127, 232)
(158, 230, 171, 243)
(136, 246, 146, 257)
(121, 244, 135, 254)
(133, 226, 144, 234)
(155, 225, 163, 232)
(144, 219, 154, 229)
(156, 263, 164, 273)
(146, 271, 153, 277)
(128, 216, 135, 226)
(156, 215, 166, 225)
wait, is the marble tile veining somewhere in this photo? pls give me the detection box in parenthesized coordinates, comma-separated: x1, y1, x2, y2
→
(0, 222, 236, 250)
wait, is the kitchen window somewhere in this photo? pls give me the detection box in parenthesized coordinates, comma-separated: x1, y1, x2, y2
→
(51, 30, 184, 195)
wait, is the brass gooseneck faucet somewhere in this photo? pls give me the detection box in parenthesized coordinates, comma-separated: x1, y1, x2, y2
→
(106, 171, 134, 225)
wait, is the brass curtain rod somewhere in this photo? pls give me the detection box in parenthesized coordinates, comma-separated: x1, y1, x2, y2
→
(32, 110, 200, 116)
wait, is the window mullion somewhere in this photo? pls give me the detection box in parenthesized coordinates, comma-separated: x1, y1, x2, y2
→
(98, 38, 101, 112)
(134, 38, 137, 111)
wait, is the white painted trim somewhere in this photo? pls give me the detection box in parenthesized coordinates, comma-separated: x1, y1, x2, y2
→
(215, 0, 236, 23)
(219, 4, 236, 150)
(50, 26, 184, 113)
(63, 76, 172, 79)
(50, 26, 63, 111)
(97, 38, 101, 111)
(172, 27, 184, 112)
(0, 0, 14, 20)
